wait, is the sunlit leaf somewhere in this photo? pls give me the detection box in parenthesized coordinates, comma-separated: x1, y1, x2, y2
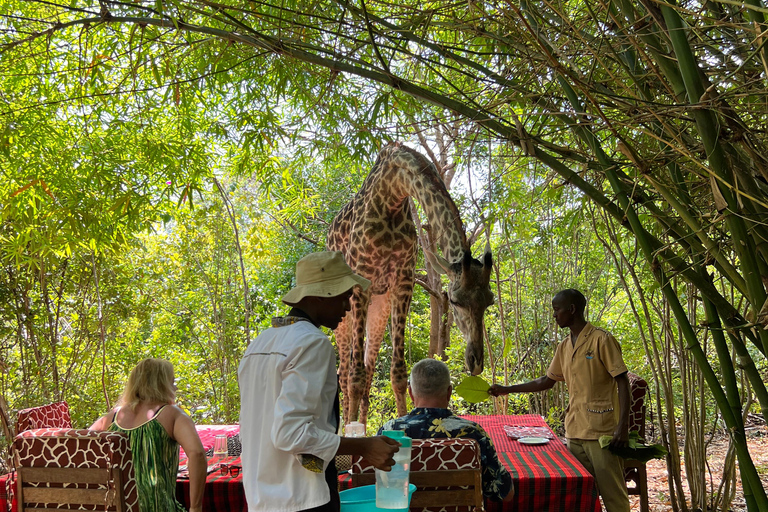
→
(454, 376, 491, 403)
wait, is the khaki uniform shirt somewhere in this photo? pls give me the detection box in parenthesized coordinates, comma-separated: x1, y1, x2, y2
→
(547, 323, 628, 440)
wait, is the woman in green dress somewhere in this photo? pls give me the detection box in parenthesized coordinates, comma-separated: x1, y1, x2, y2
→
(91, 358, 206, 512)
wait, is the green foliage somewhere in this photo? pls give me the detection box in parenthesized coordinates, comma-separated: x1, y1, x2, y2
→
(598, 432, 668, 462)
(2, 0, 768, 507)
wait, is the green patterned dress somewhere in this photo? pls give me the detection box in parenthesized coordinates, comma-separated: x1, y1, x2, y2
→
(109, 405, 186, 512)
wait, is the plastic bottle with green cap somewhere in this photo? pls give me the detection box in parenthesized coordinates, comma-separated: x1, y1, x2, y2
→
(375, 430, 412, 509)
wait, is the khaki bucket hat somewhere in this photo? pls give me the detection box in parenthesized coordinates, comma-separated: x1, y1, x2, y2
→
(282, 251, 371, 305)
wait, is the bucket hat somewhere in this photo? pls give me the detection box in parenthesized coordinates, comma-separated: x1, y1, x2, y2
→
(282, 251, 371, 305)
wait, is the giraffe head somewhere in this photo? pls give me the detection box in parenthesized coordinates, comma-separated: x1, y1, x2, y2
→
(442, 250, 494, 375)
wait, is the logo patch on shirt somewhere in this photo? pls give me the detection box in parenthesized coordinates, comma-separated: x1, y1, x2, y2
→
(585, 350, 594, 360)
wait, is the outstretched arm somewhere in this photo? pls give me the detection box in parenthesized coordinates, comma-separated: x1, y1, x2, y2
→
(488, 375, 557, 396)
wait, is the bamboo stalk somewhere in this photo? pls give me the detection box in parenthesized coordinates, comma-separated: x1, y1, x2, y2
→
(701, 287, 758, 511)
(538, 17, 768, 505)
(660, 1, 768, 356)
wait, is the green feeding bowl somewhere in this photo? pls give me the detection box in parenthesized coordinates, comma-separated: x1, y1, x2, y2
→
(339, 484, 417, 512)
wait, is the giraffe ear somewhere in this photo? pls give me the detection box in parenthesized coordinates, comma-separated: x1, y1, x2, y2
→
(424, 248, 450, 274)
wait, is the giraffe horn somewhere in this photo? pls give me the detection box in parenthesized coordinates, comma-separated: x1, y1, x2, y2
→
(424, 248, 450, 274)
(461, 251, 472, 287)
(481, 251, 493, 283)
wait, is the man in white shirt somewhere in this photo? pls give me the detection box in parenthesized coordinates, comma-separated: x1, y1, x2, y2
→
(239, 251, 399, 512)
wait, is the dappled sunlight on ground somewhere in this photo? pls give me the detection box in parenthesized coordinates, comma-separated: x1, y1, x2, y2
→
(607, 421, 768, 512)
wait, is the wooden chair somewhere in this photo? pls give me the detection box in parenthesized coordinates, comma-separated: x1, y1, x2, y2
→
(625, 372, 649, 512)
(351, 437, 485, 512)
(15, 401, 72, 433)
(13, 428, 139, 512)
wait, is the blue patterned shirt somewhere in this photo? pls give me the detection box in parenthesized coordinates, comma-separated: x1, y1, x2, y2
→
(378, 408, 513, 501)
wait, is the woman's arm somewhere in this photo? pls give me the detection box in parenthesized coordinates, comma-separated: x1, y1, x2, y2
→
(172, 408, 206, 512)
(89, 410, 115, 430)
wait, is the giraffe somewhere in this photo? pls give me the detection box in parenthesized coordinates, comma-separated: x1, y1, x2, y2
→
(327, 142, 494, 425)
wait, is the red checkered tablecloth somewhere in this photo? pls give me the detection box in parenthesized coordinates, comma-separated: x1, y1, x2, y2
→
(340, 415, 600, 512)
(459, 414, 562, 452)
(176, 455, 246, 512)
(462, 414, 600, 512)
(181, 424, 240, 458)
(3, 419, 599, 512)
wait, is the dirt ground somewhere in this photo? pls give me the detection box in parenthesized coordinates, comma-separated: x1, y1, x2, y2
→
(624, 419, 768, 512)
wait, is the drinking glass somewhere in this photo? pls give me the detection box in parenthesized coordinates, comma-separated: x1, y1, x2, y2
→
(213, 434, 228, 457)
(344, 421, 365, 437)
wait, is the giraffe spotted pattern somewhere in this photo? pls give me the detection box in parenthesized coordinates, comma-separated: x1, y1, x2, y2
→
(12, 427, 139, 511)
(15, 401, 71, 433)
(352, 438, 482, 512)
(328, 143, 494, 424)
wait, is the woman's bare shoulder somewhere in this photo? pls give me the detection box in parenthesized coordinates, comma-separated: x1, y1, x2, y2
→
(161, 404, 191, 419)
(90, 407, 119, 430)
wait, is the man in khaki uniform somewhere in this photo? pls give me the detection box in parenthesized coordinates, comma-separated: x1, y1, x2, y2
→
(489, 288, 630, 512)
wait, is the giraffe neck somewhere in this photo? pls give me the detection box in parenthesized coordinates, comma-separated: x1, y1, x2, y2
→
(376, 144, 467, 263)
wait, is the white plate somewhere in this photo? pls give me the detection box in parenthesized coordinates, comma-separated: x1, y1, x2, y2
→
(518, 436, 550, 445)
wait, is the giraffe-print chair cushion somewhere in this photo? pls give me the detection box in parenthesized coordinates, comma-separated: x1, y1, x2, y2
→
(15, 401, 72, 433)
(625, 372, 650, 512)
(352, 438, 482, 473)
(12, 428, 140, 511)
(627, 372, 648, 438)
(352, 438, 482, 512)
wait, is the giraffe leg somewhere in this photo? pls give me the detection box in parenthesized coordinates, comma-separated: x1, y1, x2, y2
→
(359, 292, 391, 426)
(334, 312, 354, 423)
(390, 273, 414, 417)
(347, 291, 370, 423)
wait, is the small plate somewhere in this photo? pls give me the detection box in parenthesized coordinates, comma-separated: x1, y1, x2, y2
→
(518, 436, 550, 445)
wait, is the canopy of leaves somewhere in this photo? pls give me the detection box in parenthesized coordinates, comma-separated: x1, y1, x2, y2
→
(2, 0, 768, 507)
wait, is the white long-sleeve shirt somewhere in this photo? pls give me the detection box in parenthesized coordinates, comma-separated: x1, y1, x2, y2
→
(238, 320, 341, 512)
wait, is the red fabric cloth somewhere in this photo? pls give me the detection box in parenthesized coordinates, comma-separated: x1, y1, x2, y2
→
(181, 424, 240, 457)
(15, 401, 72, 432)
(460, 414, 562, 452)
(341, 415, 600, 512)
(176, 425, 245, 511)
(176, 455, 246, 512)
(3, 419, 599, 512)
(462, 415, 600, 512)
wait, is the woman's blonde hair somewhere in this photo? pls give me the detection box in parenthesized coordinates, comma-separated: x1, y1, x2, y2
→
(119, 358, 176, 410)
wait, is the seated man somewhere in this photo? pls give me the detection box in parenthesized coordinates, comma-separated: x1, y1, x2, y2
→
(378, 358, 514, 503)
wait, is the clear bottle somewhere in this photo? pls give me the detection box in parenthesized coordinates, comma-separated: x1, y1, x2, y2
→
(375, 430, 412, 509)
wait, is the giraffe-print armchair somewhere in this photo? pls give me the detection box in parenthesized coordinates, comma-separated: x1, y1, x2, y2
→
(351, 437, 485, 512)
(12, 428, 139, 511)
(625, 372, 649, 512)
(15, 401, 72, 433)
